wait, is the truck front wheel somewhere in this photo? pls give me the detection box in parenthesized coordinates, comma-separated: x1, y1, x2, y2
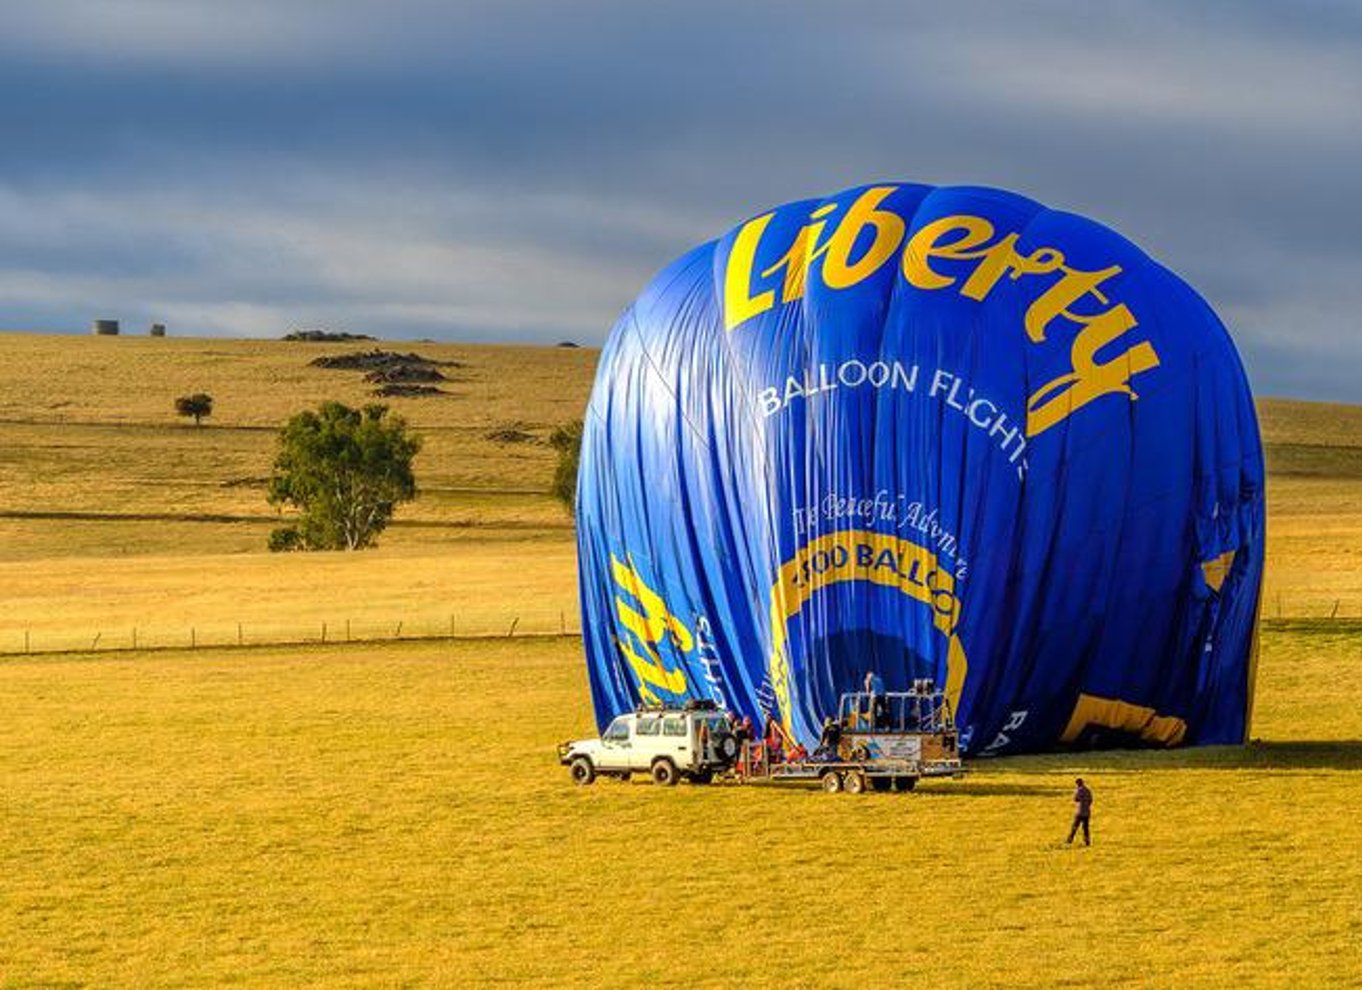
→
(569, 756, 596, 786)
(652, 759, 679, 787)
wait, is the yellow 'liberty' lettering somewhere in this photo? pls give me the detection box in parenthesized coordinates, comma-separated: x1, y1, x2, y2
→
(819, 186, 905, 289)
(723, 188, 908, 331)
(723, 211, 778, 332)
(902, 215, 1065, 298)
(901, 214, 996, 290)
(1025, 303, 1161, 435)
(610, 554, 692, 702)
(725, 201, 1166, 436)
(757, 203, 836, 309)
(903, 214, 1161, 436)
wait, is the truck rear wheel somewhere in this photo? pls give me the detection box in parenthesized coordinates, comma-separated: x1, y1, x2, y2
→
(870, 776, 892, 793)
(892, 776, 917, 792)
(569, 756, 595, 786)
(820, 770, 843, 793)
(844, 771, 867, 794)
(651, 759, 679, 787)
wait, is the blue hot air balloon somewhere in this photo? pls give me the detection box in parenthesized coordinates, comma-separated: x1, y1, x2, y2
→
(576, 183, 1264, 755)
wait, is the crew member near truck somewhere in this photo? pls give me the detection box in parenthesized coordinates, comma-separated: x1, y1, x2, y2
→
(864, 669, 887, 728)
(816, 716, 841, 759)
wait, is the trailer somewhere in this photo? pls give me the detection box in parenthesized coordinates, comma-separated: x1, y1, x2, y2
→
(732, 680, 965, 794)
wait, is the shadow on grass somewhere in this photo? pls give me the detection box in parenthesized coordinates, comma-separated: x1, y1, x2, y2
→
(980, 739, 1362, 775)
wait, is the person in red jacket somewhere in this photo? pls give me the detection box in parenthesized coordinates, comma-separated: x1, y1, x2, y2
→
(1067, 778, 1094, 846)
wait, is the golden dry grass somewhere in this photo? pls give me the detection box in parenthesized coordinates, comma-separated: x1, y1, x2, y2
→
(1, 332, 1361, 987)
(1, 627, 1360, 989)
(0, 539, 580, 652)
(3, 334, 1361, 643)
(0, 332, 598, 430)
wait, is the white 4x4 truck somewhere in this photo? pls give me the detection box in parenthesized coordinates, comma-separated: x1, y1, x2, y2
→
(558, 703, 739, 786)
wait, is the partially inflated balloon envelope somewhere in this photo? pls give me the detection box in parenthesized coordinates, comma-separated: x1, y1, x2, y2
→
(576, 183, 1264, 755)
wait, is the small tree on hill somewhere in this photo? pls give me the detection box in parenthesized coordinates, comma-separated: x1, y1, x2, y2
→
(175, 393, 214, 426)
(549, 419, 583, 515)
(267, 401, 422, 551)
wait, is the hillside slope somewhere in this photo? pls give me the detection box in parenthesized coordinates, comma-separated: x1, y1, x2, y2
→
(0, 332, 1358, 651)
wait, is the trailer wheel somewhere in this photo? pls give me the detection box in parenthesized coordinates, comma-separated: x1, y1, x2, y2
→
(651, 759, 679, 787)
(893, 776, 918, 792)
(820, 770, 843, 793)
(844, 771, 867, 794)
(569, 756, 596, 786)
(870, 776, 892, 793)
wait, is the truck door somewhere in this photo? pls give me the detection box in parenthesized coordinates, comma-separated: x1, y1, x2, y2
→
(600, 716, 632, 771)
(662, 715, 690, 769)
(633, 715, 662, 770)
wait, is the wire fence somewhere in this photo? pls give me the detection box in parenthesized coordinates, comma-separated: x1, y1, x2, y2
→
(1262, 594, 1361, 621)
(3, 597, 1359, 659)
(0, 611, 584, 658)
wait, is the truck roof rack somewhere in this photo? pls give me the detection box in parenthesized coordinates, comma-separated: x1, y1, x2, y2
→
(683, 699, 719, 711)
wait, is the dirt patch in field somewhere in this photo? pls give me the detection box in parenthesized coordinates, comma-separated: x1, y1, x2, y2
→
(363, 364, 446, 384)
(310, 349, 461, 372)
(308, 349, 462, 398)
(486, 423, 538, 445)
(284, 330, 376, 342)
(371, 384, 449, 398)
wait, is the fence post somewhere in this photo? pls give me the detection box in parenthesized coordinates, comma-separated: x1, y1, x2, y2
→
(191, 627, 196, 648)
(132, 627, 137, 650)
(507, 616, 520, 638)
(92, 632, 101, 650)
(394, 621, 402, 640)
(346, 619, 351, 642)
(238, 623, 244, 646)
(560, 610, 565, 636)
(1331, 599, 1340, 619)
(449, 614, 455, 638)
(24, 629, 29, 653)
(322, 622, 327, 644)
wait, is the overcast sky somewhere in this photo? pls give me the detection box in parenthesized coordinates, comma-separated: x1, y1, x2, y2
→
(1, 0, 1358, 400)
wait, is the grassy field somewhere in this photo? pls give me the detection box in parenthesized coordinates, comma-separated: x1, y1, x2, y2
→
(1, 332, 1360, 987)
(2, 628, 1360, 989)
(2, 334, 1361, 653)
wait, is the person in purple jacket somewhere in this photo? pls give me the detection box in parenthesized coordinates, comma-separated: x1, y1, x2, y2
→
(1067, 778, 1094, 846)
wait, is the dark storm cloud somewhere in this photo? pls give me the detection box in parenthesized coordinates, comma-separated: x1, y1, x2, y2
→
(0, 0, 1358, 398)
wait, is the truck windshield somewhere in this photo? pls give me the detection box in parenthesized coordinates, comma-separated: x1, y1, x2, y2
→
(604, 718, 630, 741)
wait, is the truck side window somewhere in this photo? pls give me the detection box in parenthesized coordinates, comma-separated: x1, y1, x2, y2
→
(636, 716, 661, 736)
(662, 717, 685, 736)
(605, 718, 630, 741)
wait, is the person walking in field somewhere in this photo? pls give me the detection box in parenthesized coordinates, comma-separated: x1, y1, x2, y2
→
(1067, 777, 1094, 846)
